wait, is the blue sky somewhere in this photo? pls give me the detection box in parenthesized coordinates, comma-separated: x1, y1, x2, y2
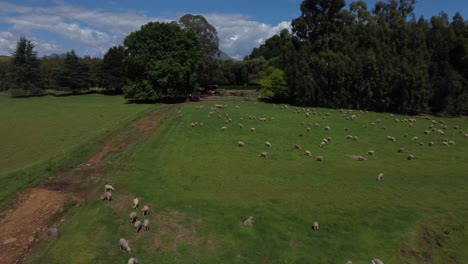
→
(0, 1, 466, 59)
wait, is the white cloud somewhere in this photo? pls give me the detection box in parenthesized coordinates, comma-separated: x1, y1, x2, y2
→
(205, 14, 291, 60)
(0, 31, 63, 55)
(0, 1, 291, 59)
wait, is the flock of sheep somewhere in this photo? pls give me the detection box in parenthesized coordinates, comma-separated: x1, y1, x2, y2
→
(186, 102, 466, 263)
(101, 184, 151, 264)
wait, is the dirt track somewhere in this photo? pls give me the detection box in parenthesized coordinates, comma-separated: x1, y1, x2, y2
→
(0, 105, 173, 263)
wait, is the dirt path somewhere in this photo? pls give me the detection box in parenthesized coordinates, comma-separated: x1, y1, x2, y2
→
(0, 105, 174, 263)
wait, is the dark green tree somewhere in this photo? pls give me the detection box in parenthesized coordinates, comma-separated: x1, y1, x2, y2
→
(123, 22, 202, 101)
(9, 37, 42, 95)
(179, 14, 219, 88)
(58, 50, 90, 91)
(102, 45, 127, 94)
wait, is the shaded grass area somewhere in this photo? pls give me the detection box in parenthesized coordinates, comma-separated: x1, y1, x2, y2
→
(29, 101, 468, 263)
(0, 94, 152, 209)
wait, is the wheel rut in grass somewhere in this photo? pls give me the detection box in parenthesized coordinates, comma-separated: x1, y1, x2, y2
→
(0, 104, 176, 264)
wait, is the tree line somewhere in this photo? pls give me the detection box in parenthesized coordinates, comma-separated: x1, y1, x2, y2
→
(251, 0, 468, 115)
(1, 1, 466, 115)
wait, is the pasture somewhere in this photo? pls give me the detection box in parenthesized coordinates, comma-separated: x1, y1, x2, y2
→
(26, 101, 468, 263)
(0, 94, 152, 207)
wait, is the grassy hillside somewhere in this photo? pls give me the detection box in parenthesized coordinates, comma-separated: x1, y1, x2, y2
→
(0, 94, 152, 207)
(28, 101, 468, 263)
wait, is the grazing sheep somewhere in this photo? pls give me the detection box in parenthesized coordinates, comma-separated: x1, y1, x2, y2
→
(304, 150, 312, 156)
(407, 154, 414, 160)
(128, 258, 139, 264)
(119, 238, 131, 252)
(221, 126, 227, 131)
(412, 136, 418, 141)
(239, 123, 244, 128)
(319, 141, 326, 148)
(345, 135, 354, 140)
(298, 133, 304, 137)
(238, 141, 245, 147)
(449, 140, 456, 145)
(265, 141, 272, 148)
(464, 133, 467, 138)
(377, 173, 384, 181)
(429, 142, 434, 146)
(398, 147, 405, 153)
(305, 112, 310, 118)
(424, 130, 430, 134)
(132, 197, 139, 209)
(371, 259, 384, 264)
(250, 127, 256, 132)
(307, 127, 311, 132)
(105, 184, 115, 192)
(419, 142, 424, 146)
(312, 222, 319, 231)
(315, 156, 323, 162)
(346, 261, 353, 264)
(259, 152, 268, 158)
(387, 136, 396, 142)
(100, 191, 112, 201)
(144, 219, 150, 231)
(295, 144, 302, 150)
(243, 216, 254, 227)
(324, 125, 331, 131)
(129, 212, 137, 223)
(442, 141, 449, 146)
(134, 220, 142, 233)
(357, 156, 367, 161)
(191, 122, 196, 127)
(353, 136, 359, 141)
(141, 205, 150, 216)
(368, 150, 375, 156)
(314, 123, 320, 127)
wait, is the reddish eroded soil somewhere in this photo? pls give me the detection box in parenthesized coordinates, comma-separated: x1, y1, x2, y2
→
(0, 105, 173, 263)
(0, 188, 67, 264)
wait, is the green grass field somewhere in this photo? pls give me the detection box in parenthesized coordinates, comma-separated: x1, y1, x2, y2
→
(26, 100, 468, 263)
(0, 94, 152, 208)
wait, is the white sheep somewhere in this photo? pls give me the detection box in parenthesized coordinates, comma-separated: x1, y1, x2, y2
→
(319, 141, 326, 148)
(295, 144, 302, 150)
(442, 141, 449, 146)
(312, 222, 319, 231)
(407, 154, 414, 160)
(377, 173, 384, 181)
(128, 257, 139, 264)
(244, 216, 254, 227)
(144, 219, 150, 231)
(304, 150, 312, 157)
(398, 147, 405, 153)
(239, 123, 244, 128)
(250, 127, 256, 132)
(368, 150, 375, 156)
(238, 141, 245, 147)
(129, 212, 137, 223)
(371, 259, 384, 264)
(132, 197, 139, 209)
(324, 125, 331, 131)
(412, 136, 418, 141)
(357, 156, 367, 161)
(119, 238, 131, 252)
(100, 191, 112, 201)
(346, 261, 353, 264)
(141, 205, 150, 216)
(315, 156, 323, 162)
(259, 152, 268, 158)
(134, 220, 142, 233)
(449, 140, 456, 145)
(221, 126, 227, 131)
(265, 141, 272, 148)
(104, 184, 115, 192)
(387, 136, 396, 142)
(428, 142, 434, 146)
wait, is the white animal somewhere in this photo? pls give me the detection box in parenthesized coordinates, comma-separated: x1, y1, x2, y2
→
(377, 173, 384, 181)
(312, 222, 319, 231)
(119, 238, 131, 252)
(132, 197, 139, 209)
(144, 219, 150, 231)
(238, 141, 245, 147)
(104, 184, 115, 192)
(259, 152, 268, 158)
(265, 141, 272, 148)
(134, 220, 142, 233)
(141, 205, 150, 216)
(100, 191, 112, 201)
(244, 216, 254, 227)
(128, 258, 139, 264)
(129, 212, 137, 223)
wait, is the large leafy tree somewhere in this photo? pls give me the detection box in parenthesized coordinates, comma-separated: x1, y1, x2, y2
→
(123, 22, 202, 101)
(179, 14, 219, 88)
(102, 45, 127, 94)
(10, 37, 41, 93)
